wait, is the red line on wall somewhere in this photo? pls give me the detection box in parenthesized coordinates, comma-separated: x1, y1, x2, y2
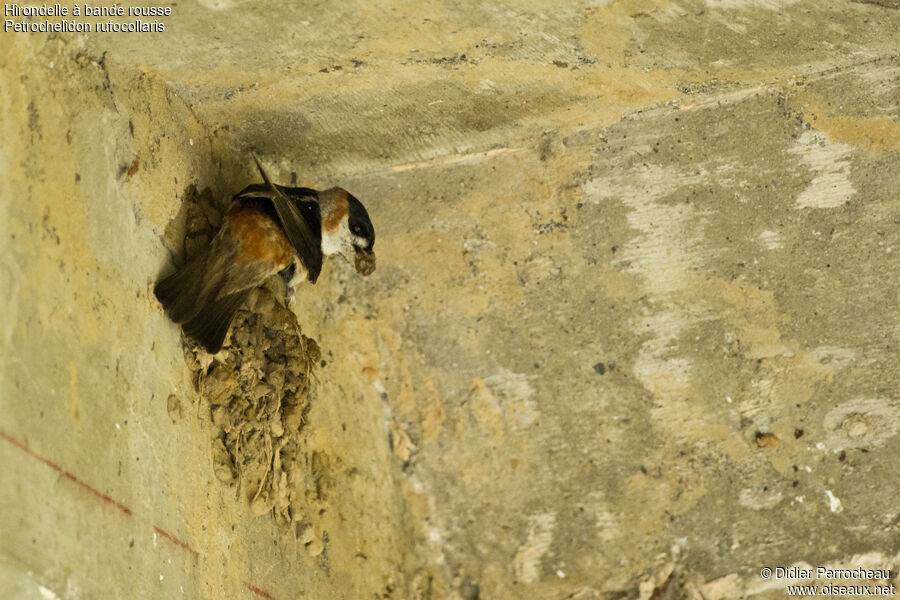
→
(0, 429, 133, 516)
(153, 526, 200, 561)
(245, 582, 282, 600)
(62, 470, 133, 516)
(0, 429, 65, 473)
(1, 427, 280, 596)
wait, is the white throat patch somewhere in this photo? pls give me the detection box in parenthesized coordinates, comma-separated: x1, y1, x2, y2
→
(321, 224, 353, 257)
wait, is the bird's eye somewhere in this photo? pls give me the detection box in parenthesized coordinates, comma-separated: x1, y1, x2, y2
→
(351, 223, 364, 236)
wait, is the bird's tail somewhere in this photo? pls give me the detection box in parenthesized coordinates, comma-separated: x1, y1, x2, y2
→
(154, 252, 249, 353)
(181, 289, 250, 353)
(153, 251, 210, 324)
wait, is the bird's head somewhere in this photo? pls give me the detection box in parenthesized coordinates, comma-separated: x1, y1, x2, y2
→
(320, 188, 376, 275)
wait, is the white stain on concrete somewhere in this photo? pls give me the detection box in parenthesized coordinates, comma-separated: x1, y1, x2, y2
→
(699, 572, 744, 600)
(587, 490, 621, 543)
(738, 487, 783, 510)
(38, 586, 60, 600)
(483, 369, 539, 429)
(583, 165, 710, 439)
(758, 229, 781, 250)
(825, 490, 844, 513)
(587, 166, 706, 295)
(513, 512, 556, 584)
(790, 130, 855, 208)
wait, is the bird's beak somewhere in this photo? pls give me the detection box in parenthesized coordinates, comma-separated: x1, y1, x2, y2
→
(353, 247, 376, 276)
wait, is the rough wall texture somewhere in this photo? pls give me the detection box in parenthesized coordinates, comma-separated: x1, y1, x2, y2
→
(1, 1, 899, 599)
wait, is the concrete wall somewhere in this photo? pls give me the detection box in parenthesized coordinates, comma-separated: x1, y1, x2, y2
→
(2, 1, 899, 599)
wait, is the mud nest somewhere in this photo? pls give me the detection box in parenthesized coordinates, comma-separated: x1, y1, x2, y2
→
(182, 289, 319, 523)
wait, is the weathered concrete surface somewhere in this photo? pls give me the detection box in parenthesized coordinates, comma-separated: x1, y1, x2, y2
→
(2, 1, 899, 598)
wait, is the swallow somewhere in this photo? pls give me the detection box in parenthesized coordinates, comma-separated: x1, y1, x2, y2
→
(154, 157, 376, 353)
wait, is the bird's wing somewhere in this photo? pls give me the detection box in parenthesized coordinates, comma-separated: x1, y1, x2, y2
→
(237, 155, 324, 283)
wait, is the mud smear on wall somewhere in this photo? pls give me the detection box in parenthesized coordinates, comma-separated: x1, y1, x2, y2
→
(163, 185, 322, 530)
